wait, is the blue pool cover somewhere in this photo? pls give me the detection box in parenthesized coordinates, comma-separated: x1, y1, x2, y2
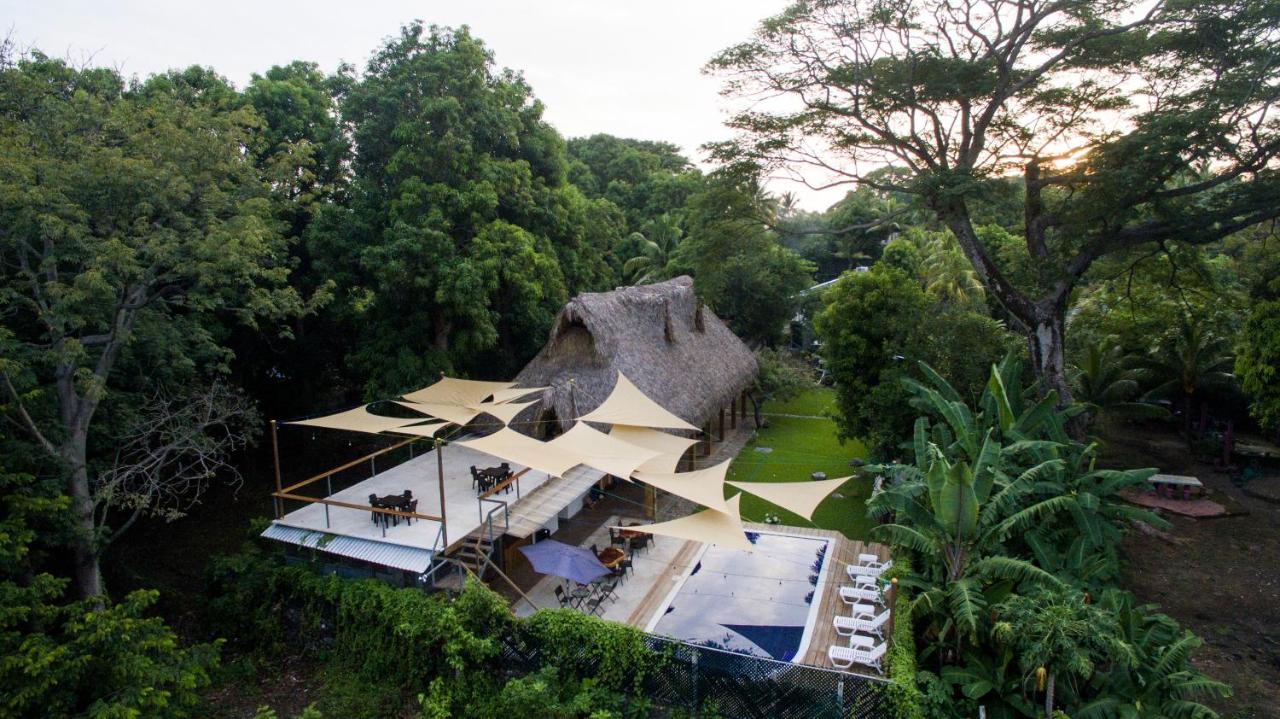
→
(650, 533, 829, 661)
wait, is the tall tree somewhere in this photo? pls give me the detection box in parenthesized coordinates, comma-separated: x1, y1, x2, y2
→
(710, 0, 1280, 411)
(0, 55, 302, 597)
(327, 23, 609, 392)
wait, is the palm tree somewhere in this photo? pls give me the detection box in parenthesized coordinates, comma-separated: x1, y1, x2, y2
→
(918, 232, 986, 307)
(1075, 591, 1230, 719)
(1070, 342, 1169, 430)
(621, 214, 682, 285)
(1141, 316, 1235, 436)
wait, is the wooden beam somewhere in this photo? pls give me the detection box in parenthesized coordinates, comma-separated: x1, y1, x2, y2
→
(718, 408, 725, 441)
(477, 467, 531, 500)
(730, 398, 737, 430)
(271, 420, 283, 518)
(278, 437, 418, 495)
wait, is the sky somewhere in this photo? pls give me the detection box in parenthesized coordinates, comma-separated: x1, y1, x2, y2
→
(4, 0, 847, 210)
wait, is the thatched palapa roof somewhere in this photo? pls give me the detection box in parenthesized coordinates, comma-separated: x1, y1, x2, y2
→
(514, 276, 757, 434)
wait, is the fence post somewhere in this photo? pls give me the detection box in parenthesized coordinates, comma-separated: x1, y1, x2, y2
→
(837, 676, 846, 718)
(691, 648, 701, 713)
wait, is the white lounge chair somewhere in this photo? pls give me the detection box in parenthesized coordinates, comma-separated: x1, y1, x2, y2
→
(828, 637, 887, 672)
(846, 558, 893, 581)
(833, 607, 891, 639)
(844, 602, 876, 618)
(840, 584, 884, 606)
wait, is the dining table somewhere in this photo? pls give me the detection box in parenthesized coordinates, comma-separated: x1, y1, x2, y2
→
(596, 546, 626, 569)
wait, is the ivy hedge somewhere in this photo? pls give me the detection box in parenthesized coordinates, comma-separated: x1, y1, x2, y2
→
(879, 556, 924, 719)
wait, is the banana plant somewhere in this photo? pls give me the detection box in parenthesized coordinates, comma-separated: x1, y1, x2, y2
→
(869, 420, 1069, 658)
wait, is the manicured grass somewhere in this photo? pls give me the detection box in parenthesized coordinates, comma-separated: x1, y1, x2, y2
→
(728, 387, 874, 539)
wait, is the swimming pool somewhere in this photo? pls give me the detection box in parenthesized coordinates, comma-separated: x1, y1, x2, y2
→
(645, 531, 832, 662)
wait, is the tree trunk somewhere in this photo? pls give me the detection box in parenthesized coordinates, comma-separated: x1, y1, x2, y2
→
(64, 441, 104, 599)
(1044, 672, 1055, 719)
(1027, 307, 1085, 439)
(749, 392, 763, 429)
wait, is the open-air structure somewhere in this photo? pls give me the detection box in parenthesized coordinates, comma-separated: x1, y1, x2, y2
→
(264, 278, 760, 586)
(261, 280, 891, 675)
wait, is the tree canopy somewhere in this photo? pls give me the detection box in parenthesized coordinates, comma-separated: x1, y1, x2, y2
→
(710, 0, 1280, 410)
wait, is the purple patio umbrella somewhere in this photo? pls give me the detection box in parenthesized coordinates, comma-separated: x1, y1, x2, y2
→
(518, 539, 610, 584)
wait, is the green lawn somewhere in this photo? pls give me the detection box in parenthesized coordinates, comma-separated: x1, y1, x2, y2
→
(727, 387, 874, 539)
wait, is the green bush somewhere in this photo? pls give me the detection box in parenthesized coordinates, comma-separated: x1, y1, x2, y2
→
(205, 551, 662, 716)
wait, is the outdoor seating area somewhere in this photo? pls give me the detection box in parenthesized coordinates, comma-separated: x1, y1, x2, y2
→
(368, 490, 417, 528)
(828, 553, 892, 673)
(517, 522, 659, 617)
(471, 463, 514, 495)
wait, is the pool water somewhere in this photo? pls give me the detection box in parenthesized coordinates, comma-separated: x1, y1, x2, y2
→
(646, 532, 831, 662)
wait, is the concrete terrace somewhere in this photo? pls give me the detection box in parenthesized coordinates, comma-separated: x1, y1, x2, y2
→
(272, 441, 576, 554)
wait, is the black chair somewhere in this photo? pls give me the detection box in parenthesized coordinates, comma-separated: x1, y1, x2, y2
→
(618, 558, 633, 579)
(598, 576, 621, 603)
(402, 489, 412, 500)
(590, 543, 599, 557)
(554, 585, 571, 608)
(369, 493, 380, 524)
(583, 591, 606, 616)
(610, 529, 625, 547)
(407, 499, 418, 524)
(469, 466, 481, 490)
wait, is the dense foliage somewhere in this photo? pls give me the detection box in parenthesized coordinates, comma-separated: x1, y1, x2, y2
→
(867, 363, 1229, 718)
(205, 549, 658, 718)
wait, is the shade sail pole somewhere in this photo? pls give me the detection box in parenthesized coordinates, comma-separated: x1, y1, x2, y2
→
(436, 437, 448, 549)
(270, 420, 283, 519)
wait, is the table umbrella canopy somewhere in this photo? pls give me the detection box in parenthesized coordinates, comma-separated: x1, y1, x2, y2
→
(518, 539, 610, 584)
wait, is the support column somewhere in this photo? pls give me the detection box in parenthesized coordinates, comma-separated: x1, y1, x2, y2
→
(436, 438, 448, 548)
(270, 420, 282, 519)
(730, 397, 737, 430)
(718, 408, 725, 441)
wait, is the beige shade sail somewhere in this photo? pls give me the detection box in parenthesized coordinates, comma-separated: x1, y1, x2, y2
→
(469, 400, 538, 425)
(403, 377, 515, 406)
(392, 400, 480, 426)
(456, 428, 582, 478)
(617, 494, 752, 552)
(578, 372, 699, 432)
(488, 386, 549, 404)
(548, 422, 661, 479)
(632, 460, 733, 513)
(286, 405, 425, 435)
(387, 421, 451, 438)
(610, 426, 698, 473)
(726, 476, 853, 521)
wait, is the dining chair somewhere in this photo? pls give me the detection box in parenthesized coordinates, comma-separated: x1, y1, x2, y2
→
(407, 499, 418, 524)
(368, 494, 380, 523)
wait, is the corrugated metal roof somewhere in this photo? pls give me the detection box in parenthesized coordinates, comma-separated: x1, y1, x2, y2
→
(261, 522, 437, 573)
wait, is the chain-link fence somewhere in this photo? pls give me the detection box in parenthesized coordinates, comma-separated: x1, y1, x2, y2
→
(502, 630, 890, 719)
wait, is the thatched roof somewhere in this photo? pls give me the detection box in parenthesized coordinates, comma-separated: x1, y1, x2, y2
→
(513, 276, 757, 435)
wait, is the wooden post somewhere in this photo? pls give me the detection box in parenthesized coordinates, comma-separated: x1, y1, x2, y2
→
(739, 390, 747, 420)
(730, 397, 737, 430)
(718, 408, 725, 441)
(270, 420, 283, 519)
(436, 437, 448, 548)
(644, 485, 656, 519)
